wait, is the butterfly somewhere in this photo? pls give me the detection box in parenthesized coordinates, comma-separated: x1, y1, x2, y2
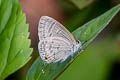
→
(38, 16, 82, 64)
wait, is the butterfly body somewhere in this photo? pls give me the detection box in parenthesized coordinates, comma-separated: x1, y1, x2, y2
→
(38, 16, 82, 63)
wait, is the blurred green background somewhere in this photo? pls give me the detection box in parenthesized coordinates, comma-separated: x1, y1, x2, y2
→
(6, 0, 120, 80)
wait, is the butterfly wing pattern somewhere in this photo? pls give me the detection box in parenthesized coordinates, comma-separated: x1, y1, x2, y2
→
(38, 16, 81, 63)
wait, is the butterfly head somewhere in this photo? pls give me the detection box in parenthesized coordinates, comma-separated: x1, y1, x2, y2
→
(73, 40, 82, 53)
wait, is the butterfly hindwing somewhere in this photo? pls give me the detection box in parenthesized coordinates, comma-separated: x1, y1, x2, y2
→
(38, 37, 72, 63)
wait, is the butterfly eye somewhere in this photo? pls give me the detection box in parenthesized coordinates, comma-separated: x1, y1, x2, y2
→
(76, 40, 80, 44)
(45, 56, 49, 60)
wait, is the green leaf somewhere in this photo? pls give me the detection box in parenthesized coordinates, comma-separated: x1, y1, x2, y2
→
(70, 0, 94, 9)
(73, 4, 120, 49)
(26, 4, 120, 80)
(65, 0, 110, 31)
(58, 37, 119, 80)
(0, 0, 32, 79)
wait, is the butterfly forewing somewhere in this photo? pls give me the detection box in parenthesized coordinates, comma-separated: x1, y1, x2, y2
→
(38, 16, 76, 43)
